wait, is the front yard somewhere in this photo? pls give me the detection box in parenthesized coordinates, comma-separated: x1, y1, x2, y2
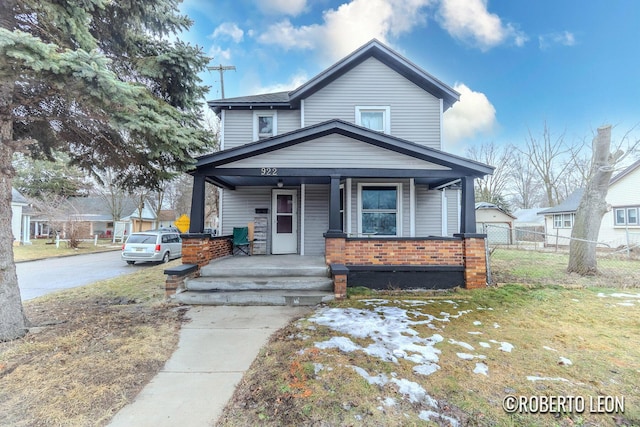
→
(1, 248, 638, 426)
(218, 285, 639, 426)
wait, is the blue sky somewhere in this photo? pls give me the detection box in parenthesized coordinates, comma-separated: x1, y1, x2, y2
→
(179, 0, 640, 154)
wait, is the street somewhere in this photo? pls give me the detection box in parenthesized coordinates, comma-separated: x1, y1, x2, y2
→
(16, 250, 158, 301)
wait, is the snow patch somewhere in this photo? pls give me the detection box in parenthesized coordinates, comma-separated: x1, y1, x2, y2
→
(420, 410, 460, 427)
(467, 331, 483, 335)
(493, 323, 500, 328)
(315, 336, 360, 353)
(479, 342, 491, 348)
(413, 363, 440, 376)
(449, 339, 474, 351)
(543, 345, 558, 352)
(473, 321, 482, 326)
(559, 357, 573, 366)
(457, 352, 487, 360)
(474, 362, 489, 375)
(351, 366, 389, 386)
(489, 339, 514, 352)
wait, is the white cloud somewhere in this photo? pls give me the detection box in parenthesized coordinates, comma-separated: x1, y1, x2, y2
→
(257, 0, 308, 16)
(443, 83, 496, 146)
(211, 22, 244, 43)
(258, 0, 433, 62)
(437, 0, 527, 50)
(251, 72, 309, 94)
(538, 31, 576, 50)
(258, 19, 318, 50)
(208, 45, 232, 62)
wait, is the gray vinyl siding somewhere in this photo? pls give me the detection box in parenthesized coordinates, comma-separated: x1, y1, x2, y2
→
(218, 134, 449, 170)
(304, 185, 328, 256)
(416, 186, 443, 236)
(222, 110, 301, 149)
(277, 110, 301, 135)
(445, 188, 460, 236)
(222, 110, 253, 149)
(303, 57, 442, 149)
(222, 187, 272, 254)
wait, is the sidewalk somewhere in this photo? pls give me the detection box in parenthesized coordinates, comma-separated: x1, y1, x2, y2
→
(108, 305, 311, 427)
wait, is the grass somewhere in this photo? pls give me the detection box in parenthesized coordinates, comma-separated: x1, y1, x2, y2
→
(218, 285, 640, 427)
(13, 238, 121, 262)
(0, 259, 185, 427)
(490, 248, 640, 288)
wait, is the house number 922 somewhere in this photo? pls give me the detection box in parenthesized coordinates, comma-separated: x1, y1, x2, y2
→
(260, 167, 278, 176)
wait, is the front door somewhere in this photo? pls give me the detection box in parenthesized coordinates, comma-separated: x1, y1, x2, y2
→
(272, 190, 297, 254)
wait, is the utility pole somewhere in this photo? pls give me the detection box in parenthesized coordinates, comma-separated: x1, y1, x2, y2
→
(207, 64, 236, 99)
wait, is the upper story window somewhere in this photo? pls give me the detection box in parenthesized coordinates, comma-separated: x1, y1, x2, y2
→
(355, 106, 390, 134)
(614, 206, 639, 226)
(253, 111, 277, 140)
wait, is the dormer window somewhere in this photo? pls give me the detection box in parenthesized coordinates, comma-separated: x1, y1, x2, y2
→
(253, 111, 277, 140)
(355, 106, 390, 134)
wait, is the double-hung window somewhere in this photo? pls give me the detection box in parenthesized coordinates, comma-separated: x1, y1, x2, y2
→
(355, 106, 390, 134)
(253, 111, 277, 140)
(553, 213, 574, 229)
(614, 206, 639, 226)
(358, 184, 400, 236)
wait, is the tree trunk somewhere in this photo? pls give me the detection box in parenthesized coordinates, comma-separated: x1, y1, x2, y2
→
(0, 119, 29, 341)
(568, 125, 617, 275)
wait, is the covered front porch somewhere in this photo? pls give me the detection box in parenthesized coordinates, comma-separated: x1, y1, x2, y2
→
(171, 120, 493, 298)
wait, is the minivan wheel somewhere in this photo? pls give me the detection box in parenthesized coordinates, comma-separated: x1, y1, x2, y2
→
(126, 261, 135, 265)
(162, 252, 170, 263)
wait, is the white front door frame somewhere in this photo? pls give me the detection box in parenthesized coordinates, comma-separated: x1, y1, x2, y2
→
(271, 189, 298, 254)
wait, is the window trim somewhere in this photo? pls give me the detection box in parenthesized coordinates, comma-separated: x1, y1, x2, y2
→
(357, 183, 402, 237)
(253, 111, 278, 141)
(614, 206, 640, 226)
(355, 106, 391, 134)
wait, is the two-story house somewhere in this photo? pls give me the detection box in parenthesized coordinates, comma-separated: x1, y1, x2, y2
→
(181, 40, 493, 297)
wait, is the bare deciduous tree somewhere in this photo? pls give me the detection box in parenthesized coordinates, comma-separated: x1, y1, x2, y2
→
(466, 141, 514, 211)
(568, 125, 640, 275)
(521, 123, 573, 206)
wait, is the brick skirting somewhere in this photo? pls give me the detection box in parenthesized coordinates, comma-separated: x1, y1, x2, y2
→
(325, 235, 487, 290)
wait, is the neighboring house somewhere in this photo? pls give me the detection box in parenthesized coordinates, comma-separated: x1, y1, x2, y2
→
(186, 40, 493, 289)
(475, 202, 516, 244)
(11, 188, 31, 245)
(540, 159, 640, 248)
(29, 196, 178, 239)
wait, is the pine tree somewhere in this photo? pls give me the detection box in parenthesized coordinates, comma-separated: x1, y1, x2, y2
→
(0, 0, 214, 340)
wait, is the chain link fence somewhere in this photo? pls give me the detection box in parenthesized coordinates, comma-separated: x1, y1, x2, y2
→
(483, 224, 640, 288)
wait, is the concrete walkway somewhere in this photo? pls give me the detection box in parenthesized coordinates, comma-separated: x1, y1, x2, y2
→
(108, 305, 311, 427)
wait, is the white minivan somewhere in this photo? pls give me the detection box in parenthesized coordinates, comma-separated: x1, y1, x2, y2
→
(121, 229, 182, 265)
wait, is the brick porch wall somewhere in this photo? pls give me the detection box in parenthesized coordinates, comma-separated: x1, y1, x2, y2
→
(181, 235, 232, 269)
(343, 238, 464, 266)
(324, 236, 487, 289)
(165, 235, 232, 296)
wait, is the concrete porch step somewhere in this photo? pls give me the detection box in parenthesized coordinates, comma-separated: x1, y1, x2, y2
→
(173, 289, 335, 306)
(199, 259, 328, 278)
(185, 276, 334, 292)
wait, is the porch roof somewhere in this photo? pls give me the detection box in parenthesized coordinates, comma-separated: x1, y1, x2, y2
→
(192, 119, 494, 190)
